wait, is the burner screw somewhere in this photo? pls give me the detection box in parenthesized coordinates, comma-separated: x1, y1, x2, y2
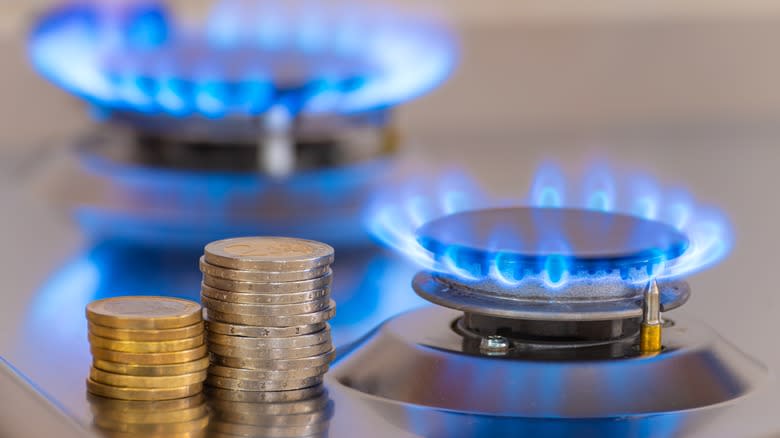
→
(480, 335, 511, 355)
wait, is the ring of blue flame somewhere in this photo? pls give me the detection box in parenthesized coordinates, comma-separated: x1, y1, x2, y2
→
(28, 1, 456, 118)
(366, 162, 733, 290)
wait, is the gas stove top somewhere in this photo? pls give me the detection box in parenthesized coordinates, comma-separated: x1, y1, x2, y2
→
(2, 2, 780, 438)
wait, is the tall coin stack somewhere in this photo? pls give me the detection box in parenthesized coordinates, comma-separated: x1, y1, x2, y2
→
(200, 237, 336, 396)
(86, 296, 209, 401)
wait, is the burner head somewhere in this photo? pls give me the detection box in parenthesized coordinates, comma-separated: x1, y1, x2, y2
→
(417, 207, 689, 282)
(368, 163, 734, 291)
(413, 207, 691, 322)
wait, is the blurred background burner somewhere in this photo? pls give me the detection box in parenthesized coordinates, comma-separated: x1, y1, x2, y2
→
(27, 0, 456, 247)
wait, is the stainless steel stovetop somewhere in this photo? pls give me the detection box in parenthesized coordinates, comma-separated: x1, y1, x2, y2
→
(2, 6, 780, 438)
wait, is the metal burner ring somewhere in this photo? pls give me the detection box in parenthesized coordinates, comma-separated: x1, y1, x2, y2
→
(413, 271, 690, 321)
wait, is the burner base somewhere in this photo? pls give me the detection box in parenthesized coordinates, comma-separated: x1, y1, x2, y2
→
(331, 306, 766, 418)
(413, 271, 690, 321)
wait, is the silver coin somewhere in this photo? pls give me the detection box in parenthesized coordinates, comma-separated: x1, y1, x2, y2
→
(206, 329, 330, 349)
(211, 405, 333, 427)
(202, 271, 332, 294)
(204, 237, 334, 271)
(209, 349, 335, 371)
(207, 341, 333, 360)
(206, 374, 323, 391)
(208, 364, 328, 380)
(204, 384, 325, 402)
(208, 420, 329, 438)
(201, 284, 330, 305)
(201, 296, 331, 316)
(199, 257, 331, 283)
(204, 304, 335, 327)
(204, 320, 326, 338)
(207, 393, 329, 416)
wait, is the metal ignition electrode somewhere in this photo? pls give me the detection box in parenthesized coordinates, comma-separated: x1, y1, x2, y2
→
(640, 279, 663, 353)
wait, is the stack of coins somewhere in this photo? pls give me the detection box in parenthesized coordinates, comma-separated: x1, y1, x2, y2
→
(88, 393, 209, 438)
(86, 296, 208, 401)
(207, 385, 333, 438)
(200, 237, 336, 394)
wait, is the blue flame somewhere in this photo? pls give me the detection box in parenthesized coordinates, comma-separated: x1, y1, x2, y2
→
(366, 162, 733, 289)
(28, 1, 456, 118)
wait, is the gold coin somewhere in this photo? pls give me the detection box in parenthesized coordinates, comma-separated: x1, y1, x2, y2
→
(88, 321, 204, 341)
(87, 296, 202, 329)
(93, 357, 209, 377)
(94, 413, 209, 433)
(88, 333, 205, 353)
(92, 403, 208, 423)
(91, 344, 207, 365)
(87, 393, 205, 412)
(90, 368, 206, 388)
(86, 379, 203, 401)
(204, 237, 334, 271)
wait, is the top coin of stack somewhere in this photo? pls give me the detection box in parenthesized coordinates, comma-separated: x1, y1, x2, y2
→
(200, 237, 336, 394)
(85, 296, 209, 401)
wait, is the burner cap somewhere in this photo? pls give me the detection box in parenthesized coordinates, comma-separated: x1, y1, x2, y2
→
(417, 207, 689, 277)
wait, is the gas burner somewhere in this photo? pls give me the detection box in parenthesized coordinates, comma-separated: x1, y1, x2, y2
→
(413, 207, 691, 321)
(336, 165, 766, 434)
(29, 1, 455, 118)
(28, 1, 456, 247)
(412, 207, 693, 350)
(29, 1, 455, 176)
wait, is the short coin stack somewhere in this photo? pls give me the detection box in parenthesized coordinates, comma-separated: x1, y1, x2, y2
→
(86, 296, 208, 401)
(200, 237, 336, 394)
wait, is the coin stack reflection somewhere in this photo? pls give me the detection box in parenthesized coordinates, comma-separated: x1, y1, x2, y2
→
(88, 393, 209, 438)
(86, 296, 208, 400)
(200, 237, 336, 395)
(207, 385, 333, 438)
